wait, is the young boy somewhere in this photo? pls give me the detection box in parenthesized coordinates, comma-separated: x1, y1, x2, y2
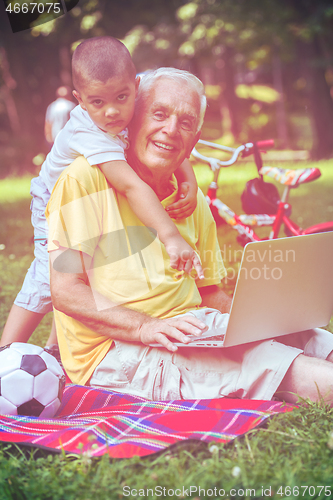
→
(1, 37, 203, 350)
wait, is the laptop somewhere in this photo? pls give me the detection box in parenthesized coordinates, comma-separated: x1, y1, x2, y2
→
(153, 232, 333, 348)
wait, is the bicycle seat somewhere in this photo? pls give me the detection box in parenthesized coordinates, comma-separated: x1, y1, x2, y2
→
(259, 166, 321, 186)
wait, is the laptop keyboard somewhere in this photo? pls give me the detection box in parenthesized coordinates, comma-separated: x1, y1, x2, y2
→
(150, 333, 226, 347)
(189, 334, 225, 342)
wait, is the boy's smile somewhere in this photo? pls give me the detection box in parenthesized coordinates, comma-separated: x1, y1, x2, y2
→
(73, 74, 139, 136)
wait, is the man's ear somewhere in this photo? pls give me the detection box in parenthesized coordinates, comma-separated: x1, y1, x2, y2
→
(72, 90, 86, 110)
(186, 130, 201, 158)
(135, 76, 140, 95)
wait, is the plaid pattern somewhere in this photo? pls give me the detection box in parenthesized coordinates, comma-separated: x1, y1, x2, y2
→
(0, 384, 293, 458)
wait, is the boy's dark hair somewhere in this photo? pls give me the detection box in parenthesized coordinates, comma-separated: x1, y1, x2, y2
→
(72, 37, 136, 91)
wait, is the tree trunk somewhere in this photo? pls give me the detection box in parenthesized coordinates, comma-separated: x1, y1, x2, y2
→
(272, 51, 289, 149)
(297, 38, 333, 159)
(221, 47, 241, 141)
(0, 48, 20, 134)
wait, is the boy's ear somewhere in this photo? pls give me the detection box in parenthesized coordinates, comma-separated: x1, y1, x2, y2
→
(72, 90, 86, 110)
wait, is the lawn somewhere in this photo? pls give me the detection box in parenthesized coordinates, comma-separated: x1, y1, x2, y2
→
(0, 158, 333, 499)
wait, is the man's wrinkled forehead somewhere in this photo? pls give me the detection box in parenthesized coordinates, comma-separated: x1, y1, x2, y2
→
(148, 79, 200, 119)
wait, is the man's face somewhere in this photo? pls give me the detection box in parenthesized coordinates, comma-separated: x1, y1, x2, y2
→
(130, 78, 201, 175)
(73, 74, 139, 135)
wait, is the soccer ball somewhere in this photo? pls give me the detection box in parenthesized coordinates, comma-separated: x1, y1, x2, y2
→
(0, 342, 66, 418)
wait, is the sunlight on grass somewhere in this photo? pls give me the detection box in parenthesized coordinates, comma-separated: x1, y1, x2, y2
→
(0, 175, 33, 203)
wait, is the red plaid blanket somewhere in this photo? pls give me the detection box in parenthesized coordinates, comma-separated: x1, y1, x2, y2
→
(0, 384, 293, 458)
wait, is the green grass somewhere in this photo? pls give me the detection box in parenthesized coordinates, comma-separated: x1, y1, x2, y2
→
(0, 178, 53, 346)
(1, 161, 333, 499)
(1, 403, 333, 500)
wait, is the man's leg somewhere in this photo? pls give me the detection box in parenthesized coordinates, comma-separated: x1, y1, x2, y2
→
(276, 354, 333, 405)
(327, 351, 333, 363)
(91, 316, 333, 402)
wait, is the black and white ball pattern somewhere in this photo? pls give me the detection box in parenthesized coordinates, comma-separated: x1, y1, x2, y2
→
(0, 343, 66, 418)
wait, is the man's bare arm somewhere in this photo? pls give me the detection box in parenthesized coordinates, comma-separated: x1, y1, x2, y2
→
(50, 248, 207, 352)
(199, 284, 232, 314)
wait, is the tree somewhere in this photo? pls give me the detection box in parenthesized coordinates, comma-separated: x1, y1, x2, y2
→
(123, 0, 333, 155)
(286, 0, 333, 157)
(1, 0, 333, 175)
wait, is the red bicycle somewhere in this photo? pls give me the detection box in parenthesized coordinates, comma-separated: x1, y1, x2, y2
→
(191, 139, 333, 246)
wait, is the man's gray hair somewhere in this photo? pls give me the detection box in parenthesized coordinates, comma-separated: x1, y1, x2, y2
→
(137, 67, 207, 132)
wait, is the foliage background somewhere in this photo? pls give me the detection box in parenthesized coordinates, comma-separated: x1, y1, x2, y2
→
(1, 0, 333, 180)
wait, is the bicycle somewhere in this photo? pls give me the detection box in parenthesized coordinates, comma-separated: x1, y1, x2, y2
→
(191, 139, 333, 246)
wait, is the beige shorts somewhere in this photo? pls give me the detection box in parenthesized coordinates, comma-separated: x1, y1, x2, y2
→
(89, 308, 333, 401)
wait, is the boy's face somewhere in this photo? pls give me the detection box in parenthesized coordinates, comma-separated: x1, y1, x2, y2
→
(73, 74, 139, 135)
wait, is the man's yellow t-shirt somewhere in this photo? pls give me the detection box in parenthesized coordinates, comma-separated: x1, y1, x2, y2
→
(46, 157, 226, 385)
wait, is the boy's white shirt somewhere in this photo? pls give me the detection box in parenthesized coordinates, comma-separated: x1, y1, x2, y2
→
(39, 105, 128, 193)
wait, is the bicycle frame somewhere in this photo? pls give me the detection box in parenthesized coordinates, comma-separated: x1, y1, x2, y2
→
(193, 139, 333, 245)
(270, 185, 333, 239)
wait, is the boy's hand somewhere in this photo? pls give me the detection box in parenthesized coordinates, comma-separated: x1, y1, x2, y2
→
(166, 182, 197, 219)
(165, 234, 204, 280)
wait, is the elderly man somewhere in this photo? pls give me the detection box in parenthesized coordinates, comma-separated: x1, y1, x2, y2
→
(47, 68, 333, 404)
